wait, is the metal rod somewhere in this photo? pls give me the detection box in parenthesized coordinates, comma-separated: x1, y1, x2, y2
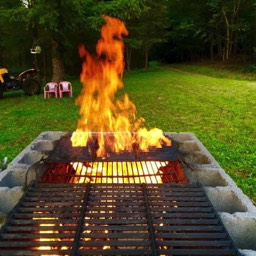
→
(141, 183, 158, 256)
(71, 183, 91, 256)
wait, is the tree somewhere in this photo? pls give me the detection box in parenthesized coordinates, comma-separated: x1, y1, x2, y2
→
(166, 0, 209, 62)
(120, 0, 169, 70)
(0, 0, 32, 68)
(164, 0, 254, 62)
(10, 0, 90, 81)
(2, 0, 256, 73)
(84, 0, 148, 71)
(140, 0, 169, 70)
(89, 0, 169, 70)
(33, 0, 148, 78)
(207, 0, 240, 60)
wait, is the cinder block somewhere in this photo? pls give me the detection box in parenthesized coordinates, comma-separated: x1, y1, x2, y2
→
(18, 151, 44, 165)
(32, 140, 55, 152)
(205, 187, 248, 213)
(41, 131, 67, 141)
(220, 213, 256, 250)
(0, 187, 23, 214)
(0, 167, 37, 188)
(168, 132, 194, 142)
(183, 152, 212, 165)
(178, 141, 201, 151)
(188, 168, 228, 187)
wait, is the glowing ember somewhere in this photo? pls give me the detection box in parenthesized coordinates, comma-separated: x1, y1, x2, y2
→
(33, 216, 68, 254)
(70, 161, 165, 184)
(71, 16, 170, 156)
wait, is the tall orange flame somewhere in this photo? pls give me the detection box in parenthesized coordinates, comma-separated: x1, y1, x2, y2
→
(71, 16, 170, 156)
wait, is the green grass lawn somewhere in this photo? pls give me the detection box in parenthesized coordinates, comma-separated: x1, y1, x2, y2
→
(0, 65, 255, 201)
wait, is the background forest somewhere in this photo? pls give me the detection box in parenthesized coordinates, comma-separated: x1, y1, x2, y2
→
(1, 0, 256, 80)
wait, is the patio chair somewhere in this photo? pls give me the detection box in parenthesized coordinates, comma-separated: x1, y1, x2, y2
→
(59, 81, 73, 98)
(44, 82, 58, 98)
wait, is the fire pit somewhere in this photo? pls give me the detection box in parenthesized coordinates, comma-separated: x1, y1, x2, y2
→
(41, 132, 187, 185)
(0, 131, 256, 256)
(1, 16, 256, 256)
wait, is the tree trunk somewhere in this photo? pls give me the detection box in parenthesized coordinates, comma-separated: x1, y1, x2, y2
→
(145, 48, 149, 71)
(222, 7, 230, 60)
(125, 45, 132, 73)
(216, 24, 223, 58)
(51, 0, 64, 82)
(221, 0, 241, 60)
(51, 37, 64, 82)
(210, 39, 214, 61)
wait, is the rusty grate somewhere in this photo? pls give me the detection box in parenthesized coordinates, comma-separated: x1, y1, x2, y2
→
(0, 183, 240, 255)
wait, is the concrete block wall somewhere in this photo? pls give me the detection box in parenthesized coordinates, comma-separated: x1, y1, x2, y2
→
(167, 132, 256, 256)
(0, 131, 255, 255)
(0, 132, 67, 223)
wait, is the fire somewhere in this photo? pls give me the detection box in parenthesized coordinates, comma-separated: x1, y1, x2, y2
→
(71, 16, 170, 156)
(34, 16, 179, 253)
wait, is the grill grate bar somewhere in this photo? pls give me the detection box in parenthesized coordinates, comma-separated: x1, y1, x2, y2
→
(158, 249, 238, 255)
(0, 183, 241, 256)
(77, 249, 153, 255)
(11, 211, 218, 219)
(0, 250, 72, 256)
(0, 241, 74, 247)
(142, 183, 159, 256)
(71, 183, 91, 256)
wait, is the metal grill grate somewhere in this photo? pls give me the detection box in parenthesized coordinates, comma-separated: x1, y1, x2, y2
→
(40, 161, 174, 184)
(0, 183, 240, 256)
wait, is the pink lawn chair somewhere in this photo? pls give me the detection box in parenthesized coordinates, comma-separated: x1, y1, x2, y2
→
(59, 81, 73, 98)
(44, 82, 58, 99)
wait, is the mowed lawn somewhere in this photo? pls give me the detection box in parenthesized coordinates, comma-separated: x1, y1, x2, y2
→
(0, 66, 255, 201)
